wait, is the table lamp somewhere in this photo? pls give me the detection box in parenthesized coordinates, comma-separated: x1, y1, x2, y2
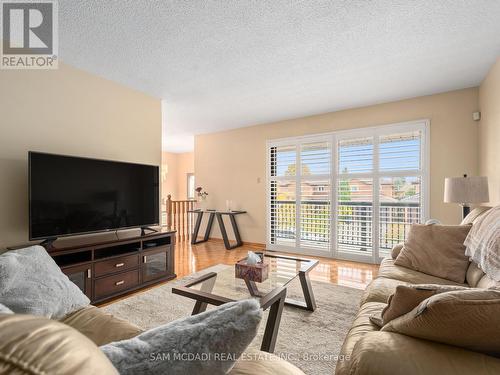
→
(444, 174, 489, 220)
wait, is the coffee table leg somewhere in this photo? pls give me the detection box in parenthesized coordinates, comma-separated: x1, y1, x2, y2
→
(260, 288, 286, 353)
(174, 273, 287, 355)
(299, 271, 317, 311)
(283, 271, 317, 311)
(244, 278, 263, 297)
(192, 275, 217, 315)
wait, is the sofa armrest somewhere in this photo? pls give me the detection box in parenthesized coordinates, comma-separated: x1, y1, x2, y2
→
(347, 332, 500, 375)
(391, 243, 404, 259)
(60, 306, 143, 346)
(230, 350, 305, 375)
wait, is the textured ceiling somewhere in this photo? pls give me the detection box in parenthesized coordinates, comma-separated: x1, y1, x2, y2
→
(59, 1, 500, 152)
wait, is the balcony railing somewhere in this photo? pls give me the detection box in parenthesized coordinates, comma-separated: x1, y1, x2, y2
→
(271, 200, 420, 253)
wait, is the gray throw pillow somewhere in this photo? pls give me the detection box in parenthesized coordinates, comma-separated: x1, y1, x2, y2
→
(0, 303, 13, 314)
(101, 299, 262, 375)
(0, 245, 90, 319)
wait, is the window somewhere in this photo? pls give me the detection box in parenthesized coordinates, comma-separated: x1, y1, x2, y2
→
(269, 140, 332, 251)
(187, 173, 195, 199)
(267, 120, 429, 262)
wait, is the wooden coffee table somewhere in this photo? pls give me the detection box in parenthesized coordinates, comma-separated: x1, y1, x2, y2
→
(172, 253, 318, 353)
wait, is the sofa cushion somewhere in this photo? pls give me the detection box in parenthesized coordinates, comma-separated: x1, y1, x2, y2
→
(0, 245, 90, 319)
(60, 305, 143, 346)
(229, 350, 304, 375)
(378, 258, 468, 286)
(0, 313, 118, 375)
(394, 224, 471, 283)
(335, 302, 385, 375)
(382, 289, 500, 356)
(343, 331, 500, 375)
(361, 277, 410, 305)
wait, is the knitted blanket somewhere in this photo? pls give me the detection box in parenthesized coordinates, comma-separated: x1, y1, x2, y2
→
(464, 206, 500, 281)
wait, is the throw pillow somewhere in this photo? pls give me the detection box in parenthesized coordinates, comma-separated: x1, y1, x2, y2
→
(0, 313, 118, 375)
(101, 299, 262, 375)
(0, 245, 90, 319)
(381, 288, 500, 356)
(369, 284, 468, 327)
(394, 224, 471, 283)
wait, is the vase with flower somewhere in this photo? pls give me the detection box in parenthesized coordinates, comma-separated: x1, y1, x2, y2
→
(195, 187, 208, 210)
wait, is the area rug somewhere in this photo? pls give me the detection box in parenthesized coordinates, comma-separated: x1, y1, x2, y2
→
(102, 264, 363, 375)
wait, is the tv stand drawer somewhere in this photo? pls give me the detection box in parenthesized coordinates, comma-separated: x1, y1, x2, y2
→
(94, 270, 139, 300)
(43, 230, 176, 304)
(94, 254, 139, 277)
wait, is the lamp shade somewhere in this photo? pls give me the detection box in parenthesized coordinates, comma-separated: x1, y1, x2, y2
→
(444, 176, 489, 204)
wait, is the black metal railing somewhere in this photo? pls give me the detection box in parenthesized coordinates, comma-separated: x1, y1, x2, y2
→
(271, 200, 420, 252)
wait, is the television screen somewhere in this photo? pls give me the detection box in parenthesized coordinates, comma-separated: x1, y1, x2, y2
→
(29, 152, 159, 240)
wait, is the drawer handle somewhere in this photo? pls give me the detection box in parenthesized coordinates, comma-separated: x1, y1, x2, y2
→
(115, 280, 125, 286)
(143, 256, 147, 263)
(115, 263, 125, 268)
(87, 269, 91, 279)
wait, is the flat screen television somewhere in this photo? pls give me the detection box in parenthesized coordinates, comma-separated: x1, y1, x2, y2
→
(29, 152, 160, 240)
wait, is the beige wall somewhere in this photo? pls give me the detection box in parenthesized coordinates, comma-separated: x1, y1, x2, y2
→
(196, 88, 479, 244)
(177, 152, 195, 200)
(479, 58, 500, 206)
(0, 63, 162, 249)
(161, 151, 194, 203)
(162, 152, 179, 202)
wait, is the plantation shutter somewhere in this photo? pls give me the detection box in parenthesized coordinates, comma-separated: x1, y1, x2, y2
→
(377, 131, 423, 258)
(299, 141, 331, 251)
(267, 121, 428, 262)
(269, 140, 332, 253)
(336, 137, 374, 257)
(269, 145, 297, 247)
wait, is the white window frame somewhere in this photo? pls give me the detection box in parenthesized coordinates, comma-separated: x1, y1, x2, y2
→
(267, 134, 332, 257)
(266, 119, 430, 263)
(187, 173, 195, 200)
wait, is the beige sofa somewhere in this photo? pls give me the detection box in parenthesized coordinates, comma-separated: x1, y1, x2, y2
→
(63, 305, 304, 374)
(0, 294, 304, 375)
(336, 207, 500, 375)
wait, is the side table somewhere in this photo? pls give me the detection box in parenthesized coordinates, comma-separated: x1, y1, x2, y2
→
(188, 209, 247, 250)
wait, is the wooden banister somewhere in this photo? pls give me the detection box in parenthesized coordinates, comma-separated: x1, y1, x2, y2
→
(165, 195, 196, 241)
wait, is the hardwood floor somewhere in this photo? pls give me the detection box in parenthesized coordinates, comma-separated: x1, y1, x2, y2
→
(175, 238, 378, 290)
(100, 237, 378, 306)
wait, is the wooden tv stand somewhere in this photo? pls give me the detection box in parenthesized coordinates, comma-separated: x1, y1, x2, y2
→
(44, 229, 176, 304)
